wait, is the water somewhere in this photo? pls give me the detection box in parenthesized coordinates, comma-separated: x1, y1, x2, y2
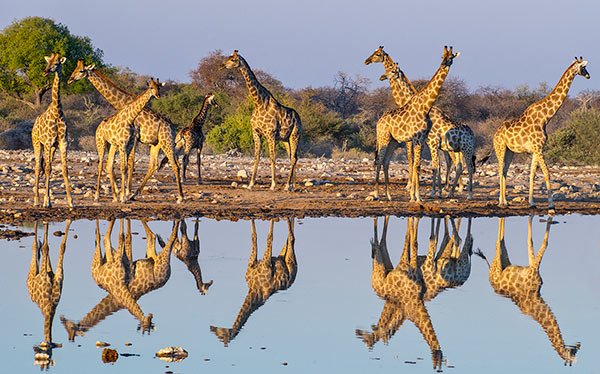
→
(1, 215, 599, 373)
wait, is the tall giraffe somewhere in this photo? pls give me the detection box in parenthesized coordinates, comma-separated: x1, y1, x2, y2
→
(476, 217, 579, 365)
(95, 78, 163, 202)
(210, 218, 296, 346)
(27, 220, 70, 354)
(31, 53, 74, 208)
(492, 57, 590, 209)
(67, 60, 183, 203)
(91, 219, 153, 331)
(223, 50, 302, 191)
(173, 218, 213, 295)
(366, 46, 475, 199)
(61, 220, 178, 340)
(158, 94, 217, 184)
(357, 216, 443, 370)
(373, 46, 459, 202)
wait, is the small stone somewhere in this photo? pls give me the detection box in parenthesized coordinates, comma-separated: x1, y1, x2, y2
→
(96, 341, 110, 347)
(102, 348, 118, 363)
(125, 342, 132, 346)
(53, 230, 65, 237)
(231, 181, 238, 187)
(237, 169, 248, 180)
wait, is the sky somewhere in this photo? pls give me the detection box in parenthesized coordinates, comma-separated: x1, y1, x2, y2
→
(2, 0, 598, 93)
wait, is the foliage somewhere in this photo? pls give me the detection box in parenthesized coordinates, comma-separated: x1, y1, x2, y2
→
(205, 98, 254, 154)
(0, 17, 103, 107)
(546, 109, 600, 165)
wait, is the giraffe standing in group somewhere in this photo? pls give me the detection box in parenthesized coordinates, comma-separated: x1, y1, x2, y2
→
(174, 218, 213, 295)
(223, 50, 302, 191)
(210, 218, 296, 346)
(95, 78, 163, 202)
(159, 94, 217, 184)
(357, 216, 443, 370)
(61, 219, 178, 340)
(67, 60, 183, 203)
(491, 57, 590, 209)
(373, 46, 459, 202)
(365, 46, 476, 199)
(27, 220, 71, 351)
(31, 53, 74, 208)
(476, 216, 579, 365)
(91, 219, 153, 331)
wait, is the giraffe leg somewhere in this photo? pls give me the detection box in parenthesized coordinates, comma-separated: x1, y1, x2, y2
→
(411, 142, 423, 202)
(197, 145, 203, 185)
(249, 131, 261, 190)
(448, 157, 463, 198)
(373, 145, 383, 199)
(106, 146, 118, 203)
(58, 140, 74, 208)
(42, 146, 54, 208)
(429, 142, 441, 199)
(382, 141, 398, 201)
(95, 137, 106, 202)
(182, 153, 189, 184)
(119, 147, 128, 203)
(285, 129, 300, 191)
(442, 151, 453, 191)
(528, 153, 539, 208)
(536, 153, 554, 210)
(132, 145, 160, 201)
(404, 141, 413, 191)
(33, 142, 42, 207)
(164, 143, 184, 203)
(266, 135, 277, 190)
(465, 151, 475, 200)
(264, 219, 275, 259)
(126, 137, 136, 199)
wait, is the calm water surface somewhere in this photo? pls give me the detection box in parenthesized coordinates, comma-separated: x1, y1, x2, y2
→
(1, 215, 598, 373)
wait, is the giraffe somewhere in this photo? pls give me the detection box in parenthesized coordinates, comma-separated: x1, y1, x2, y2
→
(27, 220, 70, 362)
(90, 219, 153, 331)
(366, 46, 476, 199)
(492, 57, 590, 209)
(67, 60, 184, 203)
(94, 78, 163, 202)
(210, 218, 296, 346)
(173, 218, 213, 295)
(223, 50, 302, 191)
(476, 216, 579, 366)
(158, 94, 217, 184)
(373, 46, 459, 202)
(61, 219, 179, 340)
(357, 216, 443, 370)
(31, 53, 74, 208)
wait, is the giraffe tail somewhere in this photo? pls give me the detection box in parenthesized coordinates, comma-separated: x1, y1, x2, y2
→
(477, 148, 493, 166)
(473, 248, 490, 268)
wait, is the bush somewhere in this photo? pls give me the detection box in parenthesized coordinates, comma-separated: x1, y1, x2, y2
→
(205, 99, 254, 154)
(546, 109, 600, 165)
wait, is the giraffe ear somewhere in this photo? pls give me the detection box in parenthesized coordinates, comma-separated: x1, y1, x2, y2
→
(44, 56, 51, 63)
(60, 57, 67, 64)
(160, 81, 166, 87)
(86, 63, 95, 70)
(581, 60, 588, 67)
(454, 51, 461, 58)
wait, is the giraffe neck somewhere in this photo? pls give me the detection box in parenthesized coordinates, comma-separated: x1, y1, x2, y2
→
(184, 259, 207, 291)
(529, 63, 579, 123)
(382, 55, 415, 106)
(78, 295, 122, 331)
(230, 291, 263, 339)
(120, 88, 155, 124)
(412, 63, 451, 113)
(87, 69, 133, 110)
(237, 56, 271, 107)
(191, 96, 213, 131)
(50, 71, 63, 116)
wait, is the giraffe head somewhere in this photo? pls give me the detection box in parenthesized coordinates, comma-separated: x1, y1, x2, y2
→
(198, 280, 214, 295)
(147, 78, 165, 99)
(67, 59, 95, 84)
(210, 325, 233, 347)
(379, 63, 401, 82)
(43, 53, 66, 77)
(222, 50, 241, 69)
(205, 92, 217, 107)
(573, 56, 590, 79)
(364, 46, 387, 65)
(441, 46, 460, 67)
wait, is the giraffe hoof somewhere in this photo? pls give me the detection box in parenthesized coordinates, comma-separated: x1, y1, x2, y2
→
(176, 196, 183, 204)
(548, 208, 556, 216)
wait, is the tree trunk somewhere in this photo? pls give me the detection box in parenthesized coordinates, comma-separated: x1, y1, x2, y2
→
(34, 86, 50, 108)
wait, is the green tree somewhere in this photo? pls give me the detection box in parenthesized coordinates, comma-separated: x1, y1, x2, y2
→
(0, 17, 103, 108)
(546, 108, 600, 165)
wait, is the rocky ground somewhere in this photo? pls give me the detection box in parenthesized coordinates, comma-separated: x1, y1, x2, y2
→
(1, 149, 600, 225)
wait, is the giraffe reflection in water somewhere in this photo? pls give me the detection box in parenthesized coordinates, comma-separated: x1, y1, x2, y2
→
(27, 220, 70, 369)
(357, 216, 473, 370)
(61, 219, 178, 340)
(476, 216, 580, 366)
(174, 218, 213, 295)
(211, 218, 296, 346)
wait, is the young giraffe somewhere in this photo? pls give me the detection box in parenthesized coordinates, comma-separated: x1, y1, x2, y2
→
(91, 219, 153, 331)
(223, 50, 302, 191)
(67, 60, 183, 203)
(366, 46, 475, 199)
(158, 94, 217, 184)
(374, 46, 459, 202)
(31, 53, 74, 208)
(61, 220, 179, 340)
(94, 78, 163, 202)
(476, 217, 580, 366)
(492, 57, 590, 209)
(173, 218, 213, 295)
(210, 218, 296, 346)
(357, 216, 443, 370)
(27, 220, 71, 350)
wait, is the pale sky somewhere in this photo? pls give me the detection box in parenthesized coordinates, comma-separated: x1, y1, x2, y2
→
(2, 0, 598, 93)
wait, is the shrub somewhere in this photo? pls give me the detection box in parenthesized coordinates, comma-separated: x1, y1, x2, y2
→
(546, 109, 600, 165)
